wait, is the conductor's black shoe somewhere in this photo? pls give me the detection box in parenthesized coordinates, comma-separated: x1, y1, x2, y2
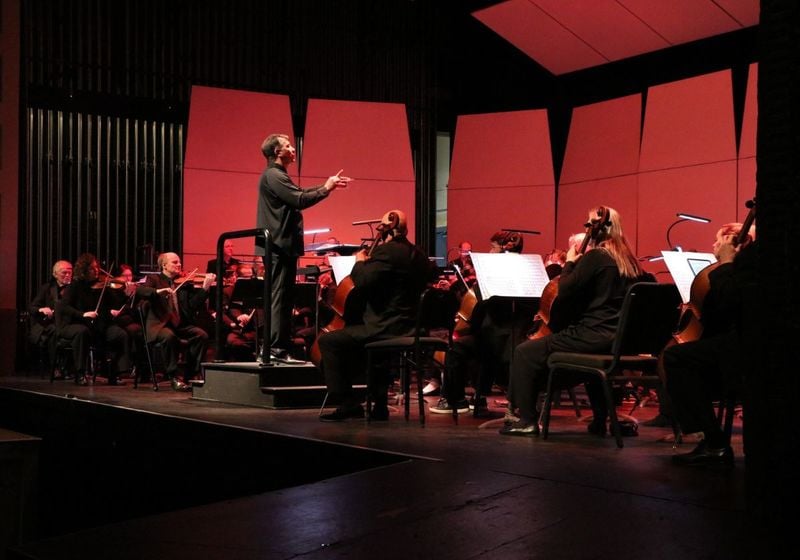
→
(320, 405, 365, 422)
(171, 378, 191, 392)
(672, 441, 734, 467)
(499, 421, 539, 437)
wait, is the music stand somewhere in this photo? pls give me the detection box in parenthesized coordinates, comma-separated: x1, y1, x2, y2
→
(469, 252, 550, 422)
(661, 250, 716, 304)
(224, 277, 264, 361)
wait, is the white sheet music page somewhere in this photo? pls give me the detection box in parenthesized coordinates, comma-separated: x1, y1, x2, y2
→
(470, 253, 549, 299)
(661, 250, 717, 303)
(328, 255, 357, 284)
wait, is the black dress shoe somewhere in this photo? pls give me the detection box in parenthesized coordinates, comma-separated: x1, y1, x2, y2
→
(672, 441, 734, 467)
(74, 375, 89, 386)
(107, 378, 126, 386)
(171, 378, 191, 392)
(319, 405, 365, 422)
(499, 421, 539, 437)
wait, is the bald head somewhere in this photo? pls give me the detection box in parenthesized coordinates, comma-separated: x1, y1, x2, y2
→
(158, 252, 182, 278)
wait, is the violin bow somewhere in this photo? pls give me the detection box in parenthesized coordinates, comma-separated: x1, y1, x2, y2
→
(173, 268, 199, 293)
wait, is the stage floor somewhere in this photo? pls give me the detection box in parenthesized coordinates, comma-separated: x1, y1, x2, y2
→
(1, 373, 748, 559)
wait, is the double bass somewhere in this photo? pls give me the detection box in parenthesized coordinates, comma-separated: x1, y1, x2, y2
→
(532, 206, 612, 339)
(308, 213, 399, 367)
(672, 198, 756, 345)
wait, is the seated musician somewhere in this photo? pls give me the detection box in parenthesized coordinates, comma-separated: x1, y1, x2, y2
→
(501, 206, 646, 436)
(136, 252, 215, 391)
(29, 260, 73, 369)
(221, 264, 260, 361)
(206, 239, 240, 276)
(663, 223, 755, 467)
(317, 209, 433, 422)
(432, 231, 534, 416)
(54, 254, 134, 386)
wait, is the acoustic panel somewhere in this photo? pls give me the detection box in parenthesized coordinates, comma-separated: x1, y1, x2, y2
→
(182, 168, 263, 273)
(449, 109, 553, 189)
(637, 162, 737, 260)
(185, 86, 293, 174)
(560, 94, 641, 184)
(556, 176, 639, 256)
(447, 186, 555, 258)
(301, 99, 413, 182)
(640, 71, 736, 171)
(296, 178, 416, 246)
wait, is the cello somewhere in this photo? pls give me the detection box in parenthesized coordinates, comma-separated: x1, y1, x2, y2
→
(308, 213, 399, 367)
(672, 198, 756, 344)
(532, 206, 611, 339)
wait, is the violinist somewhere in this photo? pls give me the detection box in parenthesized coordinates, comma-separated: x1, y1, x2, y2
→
(501, 206, 646, 436)
(136, 252, 215, 391)
(222, 264, 260, 361)
(206, 239, 240, 276)
(317, 209, 432, 422)
(28, 260, 73, 368)
(431, 231, 533, 416)
(254, 133, 351, 363)
(107, 264, 143, 367)
(54, 253, 134, 386)
(663, 223, 756, 467)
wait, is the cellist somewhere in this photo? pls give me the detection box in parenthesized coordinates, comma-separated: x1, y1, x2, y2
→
(663, 221, 756, 467)
(501, 206, 646, 437)
(317, 210, 432, 422)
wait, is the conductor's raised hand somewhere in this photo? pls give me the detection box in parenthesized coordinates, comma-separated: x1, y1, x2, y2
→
(324, 169, 353, 193)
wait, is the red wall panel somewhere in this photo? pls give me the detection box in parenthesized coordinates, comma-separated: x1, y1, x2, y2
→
(184, 86, 295, 267)
(637, 162, 737, 258)
(448, 110, 554, 254)
(299, 99, 416, 244)
(640, 70, 736, 171)
(185, 86, 293, 173)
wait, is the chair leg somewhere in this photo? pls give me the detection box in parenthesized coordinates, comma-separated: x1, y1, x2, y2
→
(542, 371, 556, 439)
(567, 386, 582, 418)
(416, 365, 426, 427)
(602, 377, 624, 449)
(365, 350, 373, 422)
(319, 392, 330, 417)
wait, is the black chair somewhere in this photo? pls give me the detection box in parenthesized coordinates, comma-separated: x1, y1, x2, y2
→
(363, 287, 459, 425)
(541, 282, 681, 448)
(136, 301, 162, 391)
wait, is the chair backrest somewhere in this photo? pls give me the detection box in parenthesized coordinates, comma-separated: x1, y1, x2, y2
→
(611, 282, 682, 358)
(414, 287, 460, 338)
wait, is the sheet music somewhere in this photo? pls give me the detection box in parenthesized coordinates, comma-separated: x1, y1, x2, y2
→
(328, 255, 357, 284)
(470, 253, 549, 299)
(661, 250, 717, 303)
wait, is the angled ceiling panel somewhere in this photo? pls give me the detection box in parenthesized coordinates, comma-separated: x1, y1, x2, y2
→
(618, 0, 746, 45)
(473, 0, 758, 75)
(473, 0, 607, 74)
(532, 0, 668, 61)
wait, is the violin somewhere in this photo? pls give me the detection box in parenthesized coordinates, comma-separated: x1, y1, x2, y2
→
(672, 198, 756, 345)
(531, 206, 611, 339)
(309, 213, 399, 367)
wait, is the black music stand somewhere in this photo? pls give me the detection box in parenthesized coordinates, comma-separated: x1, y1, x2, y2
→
(224, 278, 264, 362)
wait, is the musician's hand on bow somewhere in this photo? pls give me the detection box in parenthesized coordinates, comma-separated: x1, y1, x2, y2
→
(355, 248, 369, 263)
(157, 287, 173, 295)
(39, 306, 54, 318)
(566, 246, 583, 264)
(83, 311, 99, 320)
(124, 282, 137, 297)
(237, 314, 251, 328)
(716, 234, 738, 264)
(202, 273, 216, 290)
(324, 169, 353, 193)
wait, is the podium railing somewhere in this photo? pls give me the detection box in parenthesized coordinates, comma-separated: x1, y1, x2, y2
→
(213, 228, 272, 365)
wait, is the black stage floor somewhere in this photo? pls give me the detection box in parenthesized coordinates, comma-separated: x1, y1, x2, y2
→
(0, 372, 749, 559)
